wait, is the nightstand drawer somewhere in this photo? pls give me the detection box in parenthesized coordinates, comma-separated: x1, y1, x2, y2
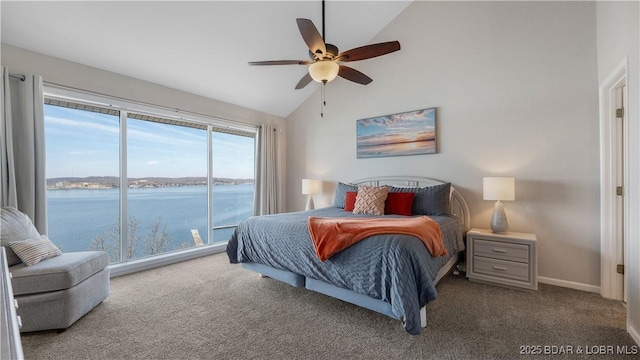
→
(474, 239, 529, 263)
(473, 256, 529, 282)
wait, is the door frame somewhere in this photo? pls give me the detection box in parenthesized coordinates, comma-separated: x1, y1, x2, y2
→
(600, 57, 628, 301)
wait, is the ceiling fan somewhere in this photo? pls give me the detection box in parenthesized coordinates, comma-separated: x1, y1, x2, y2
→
(248, 0, 401, 90)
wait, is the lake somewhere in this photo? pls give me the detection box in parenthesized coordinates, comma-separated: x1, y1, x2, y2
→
(46, 184, 254, 261)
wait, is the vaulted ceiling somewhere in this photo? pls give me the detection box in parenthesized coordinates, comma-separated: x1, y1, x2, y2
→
(1, 1, 411, 117)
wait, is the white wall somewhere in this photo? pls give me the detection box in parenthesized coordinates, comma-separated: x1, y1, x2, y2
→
(286, 2, 601, 289)
(596, 1, 640, 346)
(1, 43, 288, 210)
(1, 44, 286, 127)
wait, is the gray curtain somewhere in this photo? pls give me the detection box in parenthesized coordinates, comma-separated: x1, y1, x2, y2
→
(253, 124, 279, 215)
(0, 67, 47, 234)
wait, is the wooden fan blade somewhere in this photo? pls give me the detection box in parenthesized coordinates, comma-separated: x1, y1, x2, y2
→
(296, 18, 326, 57)
(338, 66, 373, 85)
(248, 60, 309, 66)
(295, 73, 313, 90)
(337, 41, 401, 62)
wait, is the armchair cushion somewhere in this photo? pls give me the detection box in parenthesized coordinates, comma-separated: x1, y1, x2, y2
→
(10, 251, 109, 296)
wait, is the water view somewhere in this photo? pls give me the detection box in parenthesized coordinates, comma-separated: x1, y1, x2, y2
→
(44, 101, 256, 263)
(47, 184, 254, 262)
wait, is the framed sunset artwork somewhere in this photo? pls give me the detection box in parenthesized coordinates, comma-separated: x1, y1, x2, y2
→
(356, 107, 437, 159)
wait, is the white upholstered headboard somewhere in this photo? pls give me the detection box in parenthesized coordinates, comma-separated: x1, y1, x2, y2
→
(351, 176, 470, 231)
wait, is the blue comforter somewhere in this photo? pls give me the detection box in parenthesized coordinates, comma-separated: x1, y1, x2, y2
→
(226, 207, 465, 334)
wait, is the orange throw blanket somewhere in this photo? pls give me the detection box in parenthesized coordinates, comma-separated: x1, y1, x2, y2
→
(307, 216, 446, 262)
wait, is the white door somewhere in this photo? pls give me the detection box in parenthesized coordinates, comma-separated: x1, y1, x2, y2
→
(599, 61, 627, 302)
(614, 84, 626, 303)
(621, 85, 627, 303)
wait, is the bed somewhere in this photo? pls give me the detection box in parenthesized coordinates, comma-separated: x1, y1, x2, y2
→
(226, 176, 470, 334)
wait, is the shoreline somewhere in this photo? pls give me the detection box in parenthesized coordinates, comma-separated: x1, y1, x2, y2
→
(47, 177, 254, 190)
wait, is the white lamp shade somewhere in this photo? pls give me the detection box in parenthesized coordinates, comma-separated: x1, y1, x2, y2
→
(483, 177, 515, 201)
(308, 61, 339, 83)
(302, 179, 322, 195)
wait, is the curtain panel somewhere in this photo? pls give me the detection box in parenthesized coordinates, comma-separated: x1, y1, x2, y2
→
(253, 124, 279, 216)
(0, 67, 47, 234)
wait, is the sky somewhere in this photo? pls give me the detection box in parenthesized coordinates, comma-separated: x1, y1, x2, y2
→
(44, 105, 255, 179)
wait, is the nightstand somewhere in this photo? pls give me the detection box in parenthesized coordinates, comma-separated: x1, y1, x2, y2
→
(466, 228, 538, 291)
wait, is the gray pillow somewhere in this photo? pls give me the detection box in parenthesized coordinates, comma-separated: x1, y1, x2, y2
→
(390, 182, 451, 215)
(1, 206, 41, 265)
(333, 182, 358, 209)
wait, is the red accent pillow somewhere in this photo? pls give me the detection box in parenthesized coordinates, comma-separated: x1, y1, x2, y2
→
(385, 192, 415, 216)
(344, 191, 357, 211)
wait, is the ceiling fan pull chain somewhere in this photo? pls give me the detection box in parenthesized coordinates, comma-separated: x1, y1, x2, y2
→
(320, 83, 324, 118)
(321, 82, 326, 118)
(323, 82, 327, 106)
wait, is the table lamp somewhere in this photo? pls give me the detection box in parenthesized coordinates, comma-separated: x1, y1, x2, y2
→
(483, 177, 515, 234)
(302, 179, 321, 211)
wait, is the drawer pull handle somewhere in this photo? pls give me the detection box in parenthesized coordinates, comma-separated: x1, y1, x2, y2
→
(492, 266, 507, 271)
(492, 248, 507, 253)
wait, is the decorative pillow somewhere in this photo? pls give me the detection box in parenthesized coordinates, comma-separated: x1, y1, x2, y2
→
(333, 182, 358, 209)
(385, 192, 415, 216)
(9, 234, 62, 266)
(352, 186, 389, 215)
(390, 182, 451, 215)
(1, 206, 42, 266)
(344, 191, 357, 212)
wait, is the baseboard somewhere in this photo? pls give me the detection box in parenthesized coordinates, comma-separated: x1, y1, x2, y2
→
(109, 243, 226, 278)
(629, 323, 640, 347)
(538, 276, 600, 294)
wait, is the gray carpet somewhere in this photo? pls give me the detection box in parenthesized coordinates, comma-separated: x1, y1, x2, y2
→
(21, 253, 638, 360)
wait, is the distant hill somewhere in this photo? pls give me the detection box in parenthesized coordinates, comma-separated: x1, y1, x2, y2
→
(47, 176, 253, 189)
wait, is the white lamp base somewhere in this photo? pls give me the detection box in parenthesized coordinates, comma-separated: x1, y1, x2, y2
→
(490, 200, 509, 234)
(305, 195, 315, 211)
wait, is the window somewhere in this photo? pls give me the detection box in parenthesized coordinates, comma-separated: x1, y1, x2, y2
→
(45, 103, 121, 255)
(211, 131, 255, 242)
(44, 92, 256, 264)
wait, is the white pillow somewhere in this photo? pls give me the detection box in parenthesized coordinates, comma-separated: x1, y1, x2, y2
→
(9, 235, 62, 266)
(1, 206, 42, 265)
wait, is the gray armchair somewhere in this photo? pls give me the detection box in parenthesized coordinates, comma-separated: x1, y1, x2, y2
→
(1, 207, 109, 332)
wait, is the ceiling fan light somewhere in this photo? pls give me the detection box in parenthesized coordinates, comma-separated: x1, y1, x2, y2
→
(308, 61, 339, 83)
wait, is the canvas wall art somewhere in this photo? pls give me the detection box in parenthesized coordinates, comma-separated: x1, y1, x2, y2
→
(356, 107, 437, 159)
